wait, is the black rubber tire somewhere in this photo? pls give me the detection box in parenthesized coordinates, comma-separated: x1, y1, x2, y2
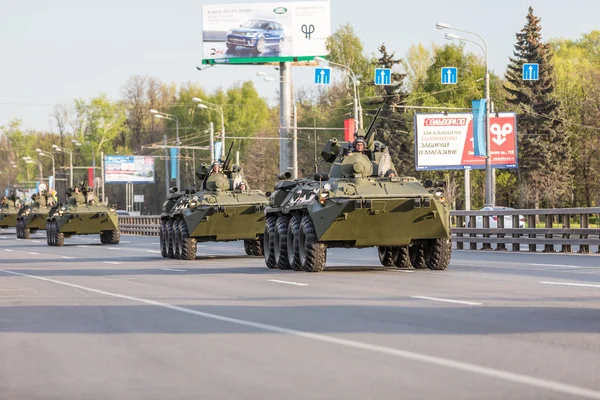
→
(253, 237, 264, 257)
(377, 246, 398, 267)
(409, 245, 427, 269)
(23, 226, 30, 239)
(424, 238, 452, 270)
(166, 219, 175, 259)
(55, 225, 64, 247)
(299, 215, 327, 272)
(107, 229, 120, 245)
(160, 220, 168, 258)
(254, 37, 265, 54)
(179, 219, 197, 261)
(46, 221, 52, 245)
(394, 246, 411, 268)
(100, 231, 106, 244)
(264, 215, 278, 269)
(244, 240, 253, 255)
(172, 219, 182, 259)
(16, 219, 22, 238)
(287, 215, 302, 271)
(275, 216, 291, 270)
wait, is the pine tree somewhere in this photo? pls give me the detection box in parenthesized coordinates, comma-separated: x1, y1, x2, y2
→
(366, 44, 412, 174)
(504, 7, 572, 208)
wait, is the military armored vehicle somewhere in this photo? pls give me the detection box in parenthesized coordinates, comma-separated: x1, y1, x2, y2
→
(0, 194, 21, 233)
(46, 185, 120, 246)
(160, 144, 268, 260)
(16, 192, 54, 239)
(263, 110, 451, 272)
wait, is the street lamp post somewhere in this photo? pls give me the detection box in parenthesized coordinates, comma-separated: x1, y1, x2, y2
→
(52, 145, 74, 188)
(36, 149, 55, 191)
(192, 98, 225, 160)
(23, 156, 43, 182)
(150, 109, 181, 190)
(314, 56, 362, 130)
(437, 22, 493, 207)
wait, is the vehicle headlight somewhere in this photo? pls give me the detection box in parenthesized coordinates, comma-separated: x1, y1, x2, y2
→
(25, 210, 30, 216)
(58, 210, 64, 216)
(323, 183, 332, 191)
(318, 191, 329, 205)
(435, 187, 444, 197)
(189, 200, 198, 209)
(109, 208, 116, 213)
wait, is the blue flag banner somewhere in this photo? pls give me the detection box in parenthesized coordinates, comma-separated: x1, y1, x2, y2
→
(170, 148, 178, 180)
(214, 141, 223, 163)
(472, 99, 487, 157)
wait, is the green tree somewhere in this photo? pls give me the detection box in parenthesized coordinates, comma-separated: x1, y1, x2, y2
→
(504, 7, 571, 208)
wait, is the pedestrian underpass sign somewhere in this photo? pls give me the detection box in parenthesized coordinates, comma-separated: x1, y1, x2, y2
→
(374, 68, 391, 85)
(314, 68, 331, 85)
(441, 67, 457, 84)
(522, 63, 539, 80)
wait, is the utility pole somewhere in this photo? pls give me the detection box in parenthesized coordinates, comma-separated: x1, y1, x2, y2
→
(279, 61, 292, 174)
(210, 122, 215, 164)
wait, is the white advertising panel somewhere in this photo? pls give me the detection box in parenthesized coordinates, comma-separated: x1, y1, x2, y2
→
(202, 1, 330, 64)
(414, 112, 518, 171)
(104, 156, 155, 183)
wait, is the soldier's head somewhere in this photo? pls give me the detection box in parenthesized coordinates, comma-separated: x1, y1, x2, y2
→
(238, 182, 247, 191)
(74, 187, 80, 194)
(354, 137, 366, 153)
(212, 162, 221, 173)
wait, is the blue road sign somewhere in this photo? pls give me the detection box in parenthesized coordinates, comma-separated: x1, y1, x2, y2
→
(374, 68, 391, 85)
(522, 63, 539, 80)
(441, 67, 457, 84)
(314, 68, 331, 85)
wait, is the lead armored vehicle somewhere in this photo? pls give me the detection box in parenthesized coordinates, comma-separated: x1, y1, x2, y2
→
(16, 192, 54, 239)
(160, 145, 268, 260)
(46, 185, 120, 246)
(263, 110, 451, 272)
(0, 194, 21, 233)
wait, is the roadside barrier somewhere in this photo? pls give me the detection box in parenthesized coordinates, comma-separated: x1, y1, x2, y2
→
(119, 207, 600, 253)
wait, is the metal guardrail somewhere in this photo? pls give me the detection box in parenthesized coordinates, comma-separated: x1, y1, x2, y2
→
(119, 207, 600, 253)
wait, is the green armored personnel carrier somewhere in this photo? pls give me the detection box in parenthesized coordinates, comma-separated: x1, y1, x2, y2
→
(0, 194, 21, 233)
(46, 185, 120, 246)
(16, 192, 55, 239)
(263, 110, 451, 272)
(160, 145, 268, 260)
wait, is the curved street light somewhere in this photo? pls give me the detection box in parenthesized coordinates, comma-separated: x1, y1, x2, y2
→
(436, 22, 493, 207)
(151, 109, 181, 190)
(192, 98, 226, 159)
(36, 149, 56, 191)
(52, 144, 75, 187)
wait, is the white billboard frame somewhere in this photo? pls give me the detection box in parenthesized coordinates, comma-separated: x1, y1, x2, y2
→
(104, 155, 156, 184)
(201, 1, 331, 65)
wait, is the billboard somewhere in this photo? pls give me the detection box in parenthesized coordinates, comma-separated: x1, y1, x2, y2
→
(202, 1, 331, 64)
(414, 112, 518, 171)
(104, 156, 155, 183)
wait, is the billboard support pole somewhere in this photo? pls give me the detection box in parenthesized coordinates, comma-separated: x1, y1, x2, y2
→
(164, 134, 169, 198)
(210, 122, 215, 164)
(464, 170, 470, 210)
(279, 62, 292, 174)
(101, 151, 105, 204)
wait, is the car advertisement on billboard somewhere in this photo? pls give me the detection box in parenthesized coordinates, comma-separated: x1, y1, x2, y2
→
(202, 1, 331, 64)
(414, 112, 518, 171)
(104, 156, 155, 183)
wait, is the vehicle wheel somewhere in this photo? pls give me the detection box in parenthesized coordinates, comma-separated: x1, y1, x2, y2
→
(179, 219, 197, 261)
(299, 215, 326, 272)
(160, 220, 168, 258)
(394, 246, 411, 268)
(377, 246, 398, 267)
(276, 37, 284, 52)
(287, 215, 302, 271)
(172, 219, 182, 259)
(16, 220, 22, 238)
(166, 219, 175, 259)
(409, 245, 427, 269)
(22, 226, 30, 239)
(55, 225, 64, 247)
(244, 240, 253, 255)
(275, 216, 291, 270)
(100, 231, 106, 244)
(46, 222, 52, 245)
(253, 237, 264, 257)
(254, 37, 265, 53)
(107, 229, 120, 245)
(264, 215, 278, 269)
(423, 238, 452, 270)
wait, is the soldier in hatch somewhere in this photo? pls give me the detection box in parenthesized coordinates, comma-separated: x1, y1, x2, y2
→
(70, 187, 85, 204)
(349, 136, 367, 155)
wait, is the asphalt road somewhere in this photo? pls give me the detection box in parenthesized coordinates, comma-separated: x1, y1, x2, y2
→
(1, 229, 600, 400)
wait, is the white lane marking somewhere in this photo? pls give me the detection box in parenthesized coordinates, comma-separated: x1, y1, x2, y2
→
(61, 256, 74, 259)
(1, 269, 600, 400)
(28, 252, 40, 255)
(162, 268, 186, 272)
(411, 296, 482, 306)
(395, 270, 415, 273)
(121, 241, 131, 244)
(31, 240, 40, 243)
(268, 279, 309, 286)
(146, 250, 161, 254)
(540, 281, 600, 289)
(107, 247, 121, 250)
(77, 245, 89, 248)
(531, 263, 580, 268)
(103, 261, 122, 265)
(4, 249, 14, 252)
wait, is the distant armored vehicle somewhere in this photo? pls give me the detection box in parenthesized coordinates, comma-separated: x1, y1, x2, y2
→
(263, 110, 451, 272)
(16, 192, 55, 239)
(160, 145, 268, 260)
(0, 194, 21, 233)
(46, 185, 120, 246)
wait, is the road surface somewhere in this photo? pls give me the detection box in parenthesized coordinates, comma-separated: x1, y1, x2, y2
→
(1, 230, 599, 399)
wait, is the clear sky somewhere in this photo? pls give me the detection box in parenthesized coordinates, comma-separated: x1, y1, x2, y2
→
(1, 0, 598, 131)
